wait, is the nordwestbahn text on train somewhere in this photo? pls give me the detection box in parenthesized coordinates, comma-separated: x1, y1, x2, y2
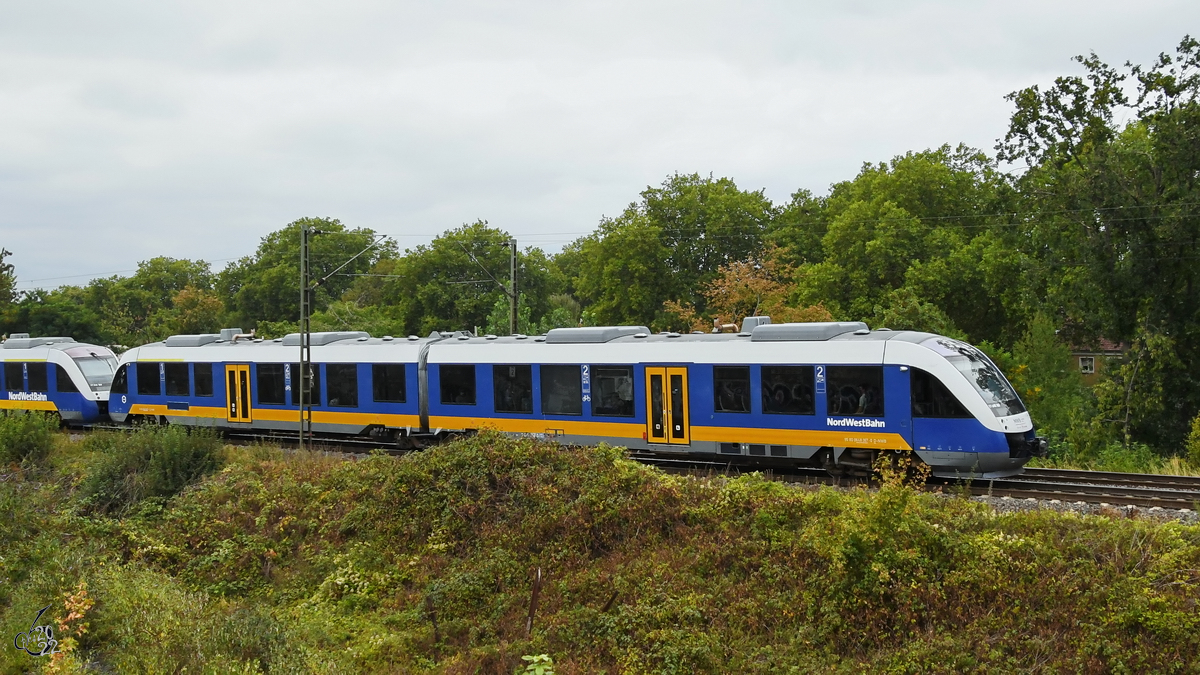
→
(1, 319, 1048, 478)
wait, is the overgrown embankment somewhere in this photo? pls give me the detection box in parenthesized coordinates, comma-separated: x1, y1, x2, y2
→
(1, 418, 1198, 673)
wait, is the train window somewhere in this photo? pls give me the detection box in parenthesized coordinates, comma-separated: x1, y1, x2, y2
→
(493, 365, 533, 414)
(164, 363, 190, 396)
(541, 365, 582, 416)
(4, 362, 22, 391)
(290, 363, 322, 406)
(327, 364, 359, 408)
(257, 364, 286, 405)
(762, 366, 815, 415)
(911, 368, 970, 418)
(193, 363, 213, 397)
(826, 366, 884, 416)
(372, 364, 406, 403)
(136, 362, 162, 396)
(713, 366, 751, 413)
(111, 364, 128, 394)
(55, 365, 79, 394)
(440, 364, 476, 405)
(27, 363, 48, 393)
(591, 366, 634, 417)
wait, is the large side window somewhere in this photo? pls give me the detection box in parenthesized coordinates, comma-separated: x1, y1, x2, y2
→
(193, 363, 213, 397)
(111, 364, 129, 394)
(137, 362, 162, 396)
(440, 364, 476, 405)
(4, 362, 23, 391)
(826, 366, 884, 416)
(27, 363, 48, 393)
(372, 364, 406, 403)
(55, 365, 79, 394)
(911, 368, 970, 418)
(762, 366, 815, 415)
(257, 364, 286, 405)
(290, 363, 321, 406)
(592, 365, 635, 417)
(327, 364, 359, 408)
(493, 365, 532, 414)
(541, 365, 582, 416)
(713, 366, 751, 413)
(165, 363, 190, 396)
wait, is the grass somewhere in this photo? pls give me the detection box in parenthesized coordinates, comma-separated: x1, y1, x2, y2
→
(2, 429, 1199, 673)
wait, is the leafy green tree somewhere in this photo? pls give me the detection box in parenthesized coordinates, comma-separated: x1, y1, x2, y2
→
(0, 248, 16, 307)
(83, 257, 216, 344)
(1006, 314, 1090, 443)
(766, 189, 826, 267)
(1091, 321, 1181, 450)
(0, 289, 105, 344)
(790, 145, 1017, 342)
(353, 221, 557, 336)
(999, 36, 1200, 449)
(217, 217, 393, 328)
(572, 173, 775, 327)
(869, 287, 965, 339)
(571, 217, 671, 327)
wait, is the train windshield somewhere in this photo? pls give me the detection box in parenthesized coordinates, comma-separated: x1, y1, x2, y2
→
(71, 354, 119, 389)
(920, 337, 1025, 417)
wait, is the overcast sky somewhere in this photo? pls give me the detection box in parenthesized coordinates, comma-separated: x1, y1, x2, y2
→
(2, 1, 1196, 291)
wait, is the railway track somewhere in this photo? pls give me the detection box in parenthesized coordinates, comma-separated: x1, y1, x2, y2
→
(75, 428, 1200, 510)
(966, 469, 1200, 510)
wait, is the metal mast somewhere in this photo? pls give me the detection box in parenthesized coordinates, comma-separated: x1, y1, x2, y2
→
(508, 238, 518, 335)
(299, 226, 313, 451)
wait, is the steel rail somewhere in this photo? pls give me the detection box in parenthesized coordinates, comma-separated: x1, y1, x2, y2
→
(1019, 467, 1200, 490)
(69, 428, 1199, 509)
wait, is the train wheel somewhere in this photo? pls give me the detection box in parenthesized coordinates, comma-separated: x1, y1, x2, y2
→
(819, 448, 848, 478)
(395, 431, 417, 451)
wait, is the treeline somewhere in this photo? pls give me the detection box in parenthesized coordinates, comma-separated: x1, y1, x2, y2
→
(3, 37, 1200, 462)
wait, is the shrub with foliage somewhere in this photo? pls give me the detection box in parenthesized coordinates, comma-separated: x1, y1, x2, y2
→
(3, 432, 1200, 673)
(78, 425, 222, 515)
(0, 411, 57, 465)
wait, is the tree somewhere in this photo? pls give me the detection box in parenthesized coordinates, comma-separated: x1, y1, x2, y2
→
(84, 257, 216, 344)
(0, 290, 105, 344)
(572, 173, 776, 327)
(663, 246, 832, 331)
(572, 217, 672, 327)
(789, 145, 1015, 340)
(353, 221, 557, 336)
(1006, 314, 1089, 442)
(999, 36, 1200, 449)
(0, 248, 16, 307)
(217, 217, 393, 327)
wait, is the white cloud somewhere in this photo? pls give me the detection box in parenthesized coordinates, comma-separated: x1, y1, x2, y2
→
(2, 0, 1196, 288)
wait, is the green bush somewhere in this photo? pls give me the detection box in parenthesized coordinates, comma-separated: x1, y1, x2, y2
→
(80, 425, 222, 515)
(1187, 412, 1200, 468)
(0, 411, 57, 465)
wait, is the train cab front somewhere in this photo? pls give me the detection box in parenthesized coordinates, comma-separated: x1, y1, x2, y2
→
(914, 336, 1047, 478)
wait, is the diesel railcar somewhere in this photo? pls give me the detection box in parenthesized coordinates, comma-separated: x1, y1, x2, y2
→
(0, 333, 118, 425)
(106, 321, 1046, 478)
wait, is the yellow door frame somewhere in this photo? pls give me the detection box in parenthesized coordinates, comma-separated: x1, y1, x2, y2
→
(225, 364, 252, 423)
(645, 366, 690, 445)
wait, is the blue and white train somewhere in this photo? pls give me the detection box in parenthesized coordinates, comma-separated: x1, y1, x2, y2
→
(102, 320, 1046, 478)
(0, 333, 118, 425)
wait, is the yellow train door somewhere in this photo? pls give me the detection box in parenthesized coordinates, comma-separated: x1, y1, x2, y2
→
(645, 366, 690, 445)
(225, 364, 252, 423)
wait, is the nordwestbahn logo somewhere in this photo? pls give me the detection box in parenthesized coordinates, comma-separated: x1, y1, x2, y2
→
(826, 417, 886, 428)
(5, 392, 48, 402)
